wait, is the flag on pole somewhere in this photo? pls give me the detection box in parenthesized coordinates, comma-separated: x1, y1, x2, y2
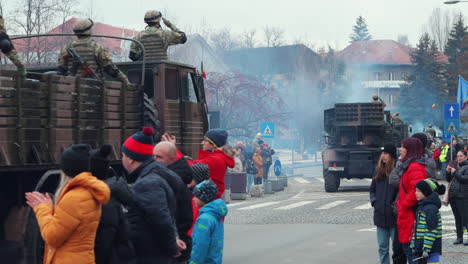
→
(458, 75, 468, 110)
(201, 61, 207, 79)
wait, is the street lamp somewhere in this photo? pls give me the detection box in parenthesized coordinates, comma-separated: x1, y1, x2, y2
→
(444, 0, 468, 4)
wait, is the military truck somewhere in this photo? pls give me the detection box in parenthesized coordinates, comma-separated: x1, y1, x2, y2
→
(322, 102, 408, 192)
(0, 47, 208, 262)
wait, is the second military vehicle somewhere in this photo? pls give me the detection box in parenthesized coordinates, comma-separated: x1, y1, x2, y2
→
(322, 102, 408, 192)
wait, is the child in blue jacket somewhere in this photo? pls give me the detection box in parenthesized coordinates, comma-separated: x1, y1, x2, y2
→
(189, 180, 228, 264)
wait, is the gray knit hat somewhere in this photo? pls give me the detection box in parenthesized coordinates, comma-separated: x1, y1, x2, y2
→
(191, 163, 209, 184)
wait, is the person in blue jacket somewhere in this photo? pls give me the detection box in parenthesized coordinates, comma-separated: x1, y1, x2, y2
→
(189, 180, 228, 264)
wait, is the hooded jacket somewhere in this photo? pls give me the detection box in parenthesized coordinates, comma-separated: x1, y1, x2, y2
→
(411, 192, 442, 255)
(126, 159, 179, 264)
(95, 176, 135, 264)
(167, 158, 194, 261)
(447, 160, 468, 199)
(396, 161, 427, 244)
(189, 199, 228, 264)
(33, 172, 111, 264)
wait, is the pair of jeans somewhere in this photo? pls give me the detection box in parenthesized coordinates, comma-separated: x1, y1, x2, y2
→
(254, 177, 262, 185)
(402, 243, 416, 264)
(441, 161, 447, 180)
(377, 227, 395, 264)
(246, 173, 254, 193)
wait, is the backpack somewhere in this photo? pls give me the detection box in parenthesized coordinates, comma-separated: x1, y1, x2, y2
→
(246, 159, 258, 175)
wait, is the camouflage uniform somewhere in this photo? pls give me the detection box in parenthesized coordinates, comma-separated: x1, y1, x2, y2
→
(129, 11, 187, 61)
(58, 18, 129, 83)
(426, 126, 436, 138)
(392, 115, 404, 125)
(0, 16, 26, 77)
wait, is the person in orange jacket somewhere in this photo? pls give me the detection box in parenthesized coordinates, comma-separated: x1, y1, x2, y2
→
(25, 144, 111, 264)
(253, 147, 264, 185)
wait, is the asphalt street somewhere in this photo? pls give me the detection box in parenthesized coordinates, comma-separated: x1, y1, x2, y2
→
(224, 165, 468, 264)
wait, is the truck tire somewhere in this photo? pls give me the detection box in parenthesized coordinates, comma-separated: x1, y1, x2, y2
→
(324, 172, 339, 192)
(143, 92, 160, 139)
(23, 208, 44, 264)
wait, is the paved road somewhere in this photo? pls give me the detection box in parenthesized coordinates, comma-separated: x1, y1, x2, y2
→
(224, 166, 468, 263)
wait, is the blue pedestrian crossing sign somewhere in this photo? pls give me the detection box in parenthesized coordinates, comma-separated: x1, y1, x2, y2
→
(260, 122, 275, 138)
(274, 160, 282, 176)
(444, 104, 460, 119)
(444, 119, 460, 136)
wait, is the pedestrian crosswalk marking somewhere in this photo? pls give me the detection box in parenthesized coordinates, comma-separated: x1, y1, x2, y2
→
(274, 201, 316, 210)
(227, 202, 249, 207)
(354, 202, 372, 210)
(316, 178, 324, 183)
(440, 205, 451, 212)
(317, 200, 350, 210)
(357, 227, 376, 232)
(294, 177, 310, 184)
(238, 201, 281, 210)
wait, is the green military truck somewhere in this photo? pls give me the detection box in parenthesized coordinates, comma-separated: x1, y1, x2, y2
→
(0, 48, 209, 262)
(322, 102, 408, 192)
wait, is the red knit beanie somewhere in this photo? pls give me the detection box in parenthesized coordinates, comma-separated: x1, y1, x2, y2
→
(122, 127, 155, 161)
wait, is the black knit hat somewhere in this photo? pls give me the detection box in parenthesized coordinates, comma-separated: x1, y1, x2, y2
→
(122, 127, 155, 161)
(416, 179, 446, 197)
(381, 143, 397, 159)
(204, 129, 228, 148)
(90, 144, 112, 180)
(412, 133, 428, 149)
(191, 163, 210, 184)
(60, 144, 91, 177)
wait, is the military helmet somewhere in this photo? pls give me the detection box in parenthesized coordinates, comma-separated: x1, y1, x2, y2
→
(429, 124, 432, 128)
(73, 18, 94, 35)
(144, 10, 162, 23)
(395, 112, 399, 116)
(372, 95, 379, 100)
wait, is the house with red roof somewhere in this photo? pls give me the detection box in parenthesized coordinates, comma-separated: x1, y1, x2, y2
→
(12, 18, 138, 66)
(336, 39, 448, 109)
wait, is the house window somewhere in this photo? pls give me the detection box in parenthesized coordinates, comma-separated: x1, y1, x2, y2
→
(374, 72, 380, 81)
(388, 72, 395, 81)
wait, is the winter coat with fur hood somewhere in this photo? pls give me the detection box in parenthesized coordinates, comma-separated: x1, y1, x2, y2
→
(33, 172, 111, 264)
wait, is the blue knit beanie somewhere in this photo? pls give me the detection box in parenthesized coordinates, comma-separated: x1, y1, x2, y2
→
(193, 180, 218, 203)
(204, 129, 228, 148)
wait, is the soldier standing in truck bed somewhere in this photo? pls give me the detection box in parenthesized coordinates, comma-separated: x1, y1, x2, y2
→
(426, 124, 436, 138)
(0, 15, 26, 77)
(58, 18, 129, 84)
(371, 95, 387, 108)
(129, 10, 187, 61)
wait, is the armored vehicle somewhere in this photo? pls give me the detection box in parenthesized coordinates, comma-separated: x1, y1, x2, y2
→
(322, 102, 408, 192)
(0, 35, 208, 262)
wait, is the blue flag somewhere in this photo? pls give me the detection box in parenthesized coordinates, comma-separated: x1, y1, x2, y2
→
(458, 75, 468, 110)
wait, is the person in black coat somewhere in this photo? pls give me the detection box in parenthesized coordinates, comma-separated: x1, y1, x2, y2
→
(370, 143, 398, 264)
(122, 128, 185, 264)
(92, 145, 136, 264)
(154, 141, 194, 263)
(446, 150, 468, 245)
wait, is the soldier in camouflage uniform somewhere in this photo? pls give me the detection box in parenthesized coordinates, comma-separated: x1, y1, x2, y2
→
(0, 15, 26, 77)
(426, 124, 436, 138)
(58, 18, 129, 83)
(392, 112, 404, 126)
(129, 10, 187, 61)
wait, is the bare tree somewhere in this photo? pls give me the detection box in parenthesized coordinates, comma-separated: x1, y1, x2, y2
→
(0, 0, 4, 17)
(397, 34, 410, 46)
(240, 28, 257, 49)
(292, 33, 316, 50)
(83, 0, 100, 21)
(426, 7, 455, 50)
(209, 27, 239, 56)
(263, 26, 285, 47)
(52, 0, 79, 32)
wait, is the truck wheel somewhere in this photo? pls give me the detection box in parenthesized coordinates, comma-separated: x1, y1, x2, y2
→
(324, 172, 339, 192)
(143, 92, 160, 139)
(23, 208, 44, 264)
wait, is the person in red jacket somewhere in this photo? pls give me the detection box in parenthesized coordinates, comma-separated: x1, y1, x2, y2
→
(395, 137, 427, 264)
(162, 129, 235, 199)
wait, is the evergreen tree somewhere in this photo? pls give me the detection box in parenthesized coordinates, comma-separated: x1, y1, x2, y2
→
(398, 33, 448, 127)
(349, 16, 372, 43)
(444, 14, 467, 102)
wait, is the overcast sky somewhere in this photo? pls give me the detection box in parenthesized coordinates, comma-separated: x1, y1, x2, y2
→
(6, 0, 468, 50)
